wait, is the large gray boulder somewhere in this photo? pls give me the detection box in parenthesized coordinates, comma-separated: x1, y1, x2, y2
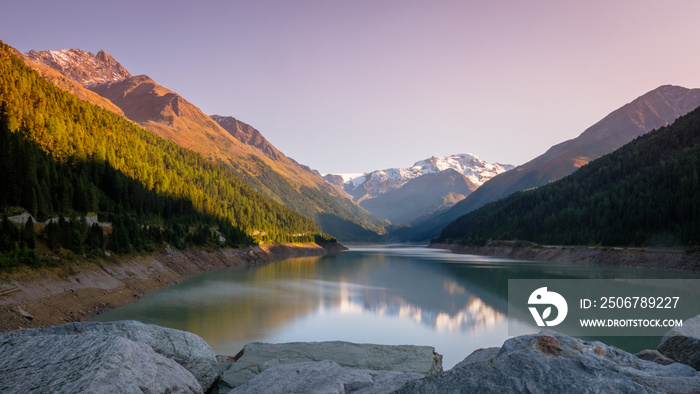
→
(0, 333, 201, 393)
(658, 315, 700, 370)
(394, 331, 700, 393)
(219, 341, 442, 389)
(228, 360, 423, 394)
(451, 347, 500, 369)
(3, 321, 218, 391)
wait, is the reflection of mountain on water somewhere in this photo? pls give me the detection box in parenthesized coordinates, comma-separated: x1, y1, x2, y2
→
(341, 289, 505, 334)
(234, 251, 508, 334)
(314, 253, 507, 333)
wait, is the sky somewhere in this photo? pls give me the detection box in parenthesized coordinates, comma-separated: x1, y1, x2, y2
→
(3, 1, 700, 174)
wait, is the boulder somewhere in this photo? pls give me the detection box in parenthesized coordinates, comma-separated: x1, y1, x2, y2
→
(228, 360, 423, 394)
(219, 341, 442, 389)
(0, 333, 201, 393)
(658, 315, 700, 370)
(452, 347, 500, 369)
(636, 349, 676, 366)
(3, 320, 218, 391)
(395, 331, 700, 393)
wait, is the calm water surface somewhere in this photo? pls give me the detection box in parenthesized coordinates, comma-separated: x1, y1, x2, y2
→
(93, 246, 700, 368)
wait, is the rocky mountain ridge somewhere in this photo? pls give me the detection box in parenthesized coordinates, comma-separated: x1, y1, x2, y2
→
(211, 115, 283, 161)
(12, 49, 125, 115)
(26, 49, 131, 85)
(87, 74, 255, 160)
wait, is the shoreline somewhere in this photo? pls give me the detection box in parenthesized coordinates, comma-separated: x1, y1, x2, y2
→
(0, 242, 346, 332)
(430, 242, 700, 271)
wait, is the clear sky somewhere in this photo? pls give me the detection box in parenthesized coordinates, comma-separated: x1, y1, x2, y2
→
(3, 1, 700, 174)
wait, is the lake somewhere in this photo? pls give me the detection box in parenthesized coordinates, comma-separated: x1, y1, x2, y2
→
(93, 246, 700, 369)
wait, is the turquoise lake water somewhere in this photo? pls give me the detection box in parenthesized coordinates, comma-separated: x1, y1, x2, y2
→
(93, 246, 700, 368)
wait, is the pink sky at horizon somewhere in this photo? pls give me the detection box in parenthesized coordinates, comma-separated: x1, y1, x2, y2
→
(3, 0, 700, 174)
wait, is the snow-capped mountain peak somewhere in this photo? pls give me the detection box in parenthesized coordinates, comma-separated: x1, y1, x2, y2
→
(337, 153, 513, 192)
(323, 153, 514, 224)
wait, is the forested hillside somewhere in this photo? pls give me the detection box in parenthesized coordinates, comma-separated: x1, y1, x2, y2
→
(22, 48, 386, 242)
(80, 62, 386, 240)
(435, 107, 700, 247)
(0, 41, 329, 267)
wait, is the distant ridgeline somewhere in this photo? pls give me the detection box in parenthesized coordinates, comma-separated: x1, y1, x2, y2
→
(0, 41, 332, 268)
(435, 107, 700, 247)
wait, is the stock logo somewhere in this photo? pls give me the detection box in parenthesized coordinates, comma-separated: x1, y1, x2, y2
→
(528, 287, 568, 327)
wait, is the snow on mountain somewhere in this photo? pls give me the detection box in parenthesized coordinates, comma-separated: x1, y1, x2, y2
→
(337, 173, 366, 185)
(338, 153, 513, 193)
(324, 153, 514, 223)
(337, 173, 364, 183)
(412, 154, 513, 186)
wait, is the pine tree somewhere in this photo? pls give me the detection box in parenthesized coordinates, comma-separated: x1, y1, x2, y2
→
(22, 217, 35, 249)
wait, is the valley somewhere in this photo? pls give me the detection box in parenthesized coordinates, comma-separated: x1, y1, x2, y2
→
(2, 22, 700, 393)
(2, 35, 699, 301)
(15, 45, 700, 253)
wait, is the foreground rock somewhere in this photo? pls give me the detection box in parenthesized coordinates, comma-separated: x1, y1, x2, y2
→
(658, 315, 700, 370)
(0, 333, 201, 393)
(229, 360, 423, 394)
(395, 331, 700, 393)
(0, 321, 217, 393)
(5, 317, 700, 393)
(218, 341, 442, 390)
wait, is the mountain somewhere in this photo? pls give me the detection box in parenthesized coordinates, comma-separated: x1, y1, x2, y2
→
(0, 41, 330, 266)
(360, 169, 477, 224)
(13, 49, 124, 115)
(24, 49, 387, 240)
(210, 115, 283, 161)
(337, 153, 512, 201)
(403, 85, 700, 241)
(325, 154, 512, 224)
(434, 105, 700, 247)
(26, 49, 131, 85)
(322, 174, 348, 189)
(87, 75, 253, 161)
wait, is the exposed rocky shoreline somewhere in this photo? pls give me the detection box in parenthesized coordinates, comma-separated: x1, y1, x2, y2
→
(430, 242, 700, 271)
(2, 316, 700, 393)
(0, 242, 346, 332)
